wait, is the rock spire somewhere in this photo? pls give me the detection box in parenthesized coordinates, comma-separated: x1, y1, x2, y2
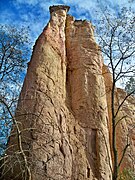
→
(2, 5, 135, 180)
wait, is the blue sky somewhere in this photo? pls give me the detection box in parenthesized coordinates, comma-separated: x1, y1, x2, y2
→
(0, 0, 135, 43)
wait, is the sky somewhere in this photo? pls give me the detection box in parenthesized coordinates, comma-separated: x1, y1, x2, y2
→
(0, 0, 135, 44)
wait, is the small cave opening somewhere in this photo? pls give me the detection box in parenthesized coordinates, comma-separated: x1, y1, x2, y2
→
(87, 167, 90, 178)
(59, 114, 62, 127)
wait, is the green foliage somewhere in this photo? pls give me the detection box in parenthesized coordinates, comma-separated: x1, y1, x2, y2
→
(125, 77, 135, 95)
(118, 169, 135, 180)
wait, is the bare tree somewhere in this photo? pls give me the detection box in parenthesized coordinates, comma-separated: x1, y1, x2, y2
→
(0, 24, 30, 156)
(95, 5, 135, 180)
(0, 97, 32, 180)
(0, 25, 31, 179)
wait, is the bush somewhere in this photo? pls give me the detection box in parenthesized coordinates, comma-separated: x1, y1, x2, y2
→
(118, 168, 135, 180)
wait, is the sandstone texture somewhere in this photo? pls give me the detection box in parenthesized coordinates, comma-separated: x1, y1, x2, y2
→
(103, 66, 135, 172)
(2, 5, 135, 180)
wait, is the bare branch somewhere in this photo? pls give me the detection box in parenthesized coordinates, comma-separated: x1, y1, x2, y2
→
(114, 89, 135, 118)
(0, 97, 31, 180)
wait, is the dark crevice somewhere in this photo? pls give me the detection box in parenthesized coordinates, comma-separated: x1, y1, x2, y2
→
(87, 167, 90, 178)
(59, 144, 66, 158)
(59, 114, 62, 127)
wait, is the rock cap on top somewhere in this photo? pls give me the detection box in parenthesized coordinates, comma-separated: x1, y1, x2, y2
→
(49, 5, 70, 13)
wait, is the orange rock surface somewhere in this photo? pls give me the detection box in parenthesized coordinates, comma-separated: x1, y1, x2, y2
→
(2, 5, 135, 180)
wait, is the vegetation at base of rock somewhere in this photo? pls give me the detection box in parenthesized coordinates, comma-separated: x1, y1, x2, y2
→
(118, 169, 135, 180)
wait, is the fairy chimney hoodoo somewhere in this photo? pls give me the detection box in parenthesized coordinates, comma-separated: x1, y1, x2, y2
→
(3, 5, 135, 180)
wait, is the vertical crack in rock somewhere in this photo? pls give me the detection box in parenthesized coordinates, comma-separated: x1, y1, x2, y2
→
(86, 129, 98, 178)
(87, 167, 90, 178)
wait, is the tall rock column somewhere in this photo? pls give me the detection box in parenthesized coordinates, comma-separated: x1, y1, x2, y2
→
(4, 5, 74, 180)
(19, 5, 72, 180)
(66, 15, 112, 179)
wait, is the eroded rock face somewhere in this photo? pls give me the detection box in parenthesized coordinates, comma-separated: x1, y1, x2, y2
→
(66, 15, 112, 179)
(103, 65, 135, 172)
(3, 5, 135, 180)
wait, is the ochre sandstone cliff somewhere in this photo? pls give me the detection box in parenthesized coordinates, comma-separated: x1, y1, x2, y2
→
(103, 65, 135, 172)
(2, 5, 135, 180)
